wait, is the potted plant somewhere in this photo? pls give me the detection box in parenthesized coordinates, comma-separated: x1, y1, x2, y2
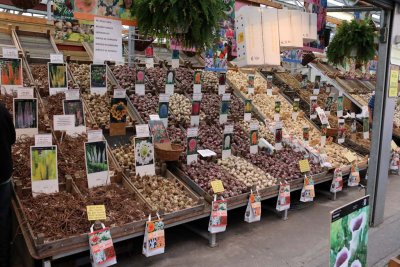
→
(327, 19, 377, 67)
(130, 0, 226, 49)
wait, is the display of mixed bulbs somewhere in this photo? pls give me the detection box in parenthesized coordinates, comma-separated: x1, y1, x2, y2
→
(169, 93, 205, 125)
(131, 175, 197, 213)
(227, 70, 266, 94)
(217, 156, 277, 189)
(83, 94, 132, 128)
(112, 142, 135, 173)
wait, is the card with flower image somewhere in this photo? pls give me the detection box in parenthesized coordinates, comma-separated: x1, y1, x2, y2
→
(134, 137, 155, 177)
(330, 196, 369, 267)
(143, 219, 165, 257)
(208, 199, 228, 233)
(88, 227, 117, 267)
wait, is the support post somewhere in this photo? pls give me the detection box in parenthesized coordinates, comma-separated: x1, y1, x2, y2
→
(46, 1, 52, 23)
(128, 26, 135, 67)
(367, 5, 400, 226)
(209, 233, 217, 248)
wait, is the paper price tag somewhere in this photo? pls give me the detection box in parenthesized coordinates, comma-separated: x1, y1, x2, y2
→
(50, 53, 64, 63)
(53, 115, 75, 131)
(299, 159, 311, 173)
(65, 89, 80, 100)
(2, 47, 18, 59)
(17, 87, 34, 98)
(113, 89, 126, 98)
(211, 180, 225, 193)
(35, 134, 52, 146)
(198, 149, 217, 158)
(136, 124, 150, 138)
(87, 129, 103, 142)
(149, 114, 161, 121)
(345, 152, 357, 163)
(224, 125, 234, 134)
(87, 205, 107, 221)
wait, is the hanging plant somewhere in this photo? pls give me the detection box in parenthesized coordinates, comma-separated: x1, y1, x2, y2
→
(131, 0, 226, 49)
(11, 0, 40, 9)
(327, 19, 377, 66)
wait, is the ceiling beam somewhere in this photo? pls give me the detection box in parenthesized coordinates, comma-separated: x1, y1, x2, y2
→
(361, 0, 393, 10)
(327, 6, 382, 12)
(243, 0, 282, 9)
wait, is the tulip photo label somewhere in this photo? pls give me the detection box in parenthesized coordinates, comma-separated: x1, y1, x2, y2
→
(13, 98, 38, 138)
(90, 64, 108, 96)
(63, 99, 86, 135)
(84, 140, 110, 188)
(30, 145, 59, 197)
(330, 196, 369, 267)
(48, 62, 68, 95)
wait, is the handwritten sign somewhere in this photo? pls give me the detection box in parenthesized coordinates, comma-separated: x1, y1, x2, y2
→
(299, 159, 311, 173)
(87, 205, 107, 221)
(345, 152, 357, 163)
(211, 180, 225, 193)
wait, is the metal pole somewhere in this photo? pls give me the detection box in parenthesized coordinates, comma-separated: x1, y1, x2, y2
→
(46, 0, 52, 22)
(367, 5, 400, 227)
(128, 26, 135, 67)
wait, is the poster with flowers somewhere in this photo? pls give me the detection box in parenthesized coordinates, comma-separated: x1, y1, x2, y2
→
(208, 199, 228, 233)
(330, 196, 369, 267)
(0, 58, 23, 90)
(143, 219, 165, 257)
(88, 227, 117, 267)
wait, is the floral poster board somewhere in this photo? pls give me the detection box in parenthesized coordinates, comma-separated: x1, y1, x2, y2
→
(0, 58, 23, 87)
(330, 196, 369, 267)
(89, 227, 117, 267)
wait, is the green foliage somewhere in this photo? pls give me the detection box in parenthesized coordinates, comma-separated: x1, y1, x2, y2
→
(131, 0, 226, 49)
(327, 19, 376, 66)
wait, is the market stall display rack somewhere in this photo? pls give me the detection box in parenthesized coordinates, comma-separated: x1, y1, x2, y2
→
(15, 28, 58, 62)
(124, 170, 207, 221)
(227, 71, 368, 175)
(267, 71, 371, 156)
(308, 62, 369, 110)
(12, 174, 151, 262)
(56, 42, 91, 63)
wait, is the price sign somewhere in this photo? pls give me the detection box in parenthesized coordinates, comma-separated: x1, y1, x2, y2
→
(50, 53, 64, 63)
(2, 47, 18, 59)
(299, 159, 311, 173)
(345, 152, 357, 163)
(211, 180, 225, 193)
(87, 205, 106, 221)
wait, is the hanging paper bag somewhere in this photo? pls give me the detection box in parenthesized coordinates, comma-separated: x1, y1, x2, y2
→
(245, 190, 261, 223)
(390, 152, 400, 175)
(208, 196, 227, 233)
(348, 164, 360, 187)
(88, 224, 117, 267)
(300, 176, 314, 202)
(330, 168, 343, 193)
(276, 182, 290, 211)
(143, 214, 165, 257)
